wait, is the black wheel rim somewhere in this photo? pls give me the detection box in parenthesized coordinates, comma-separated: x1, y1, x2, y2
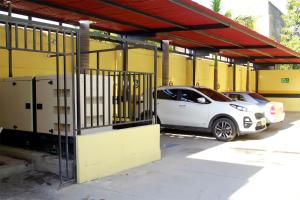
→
(215, 121, 233, 140)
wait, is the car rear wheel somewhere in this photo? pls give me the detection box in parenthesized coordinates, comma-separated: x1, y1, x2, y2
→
(212, 118, 237, 142)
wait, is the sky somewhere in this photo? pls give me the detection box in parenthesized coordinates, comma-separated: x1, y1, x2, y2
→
(194, 0, 287, 14)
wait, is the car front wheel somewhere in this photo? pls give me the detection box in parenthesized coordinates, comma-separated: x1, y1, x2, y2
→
(212, 118, 237, 142)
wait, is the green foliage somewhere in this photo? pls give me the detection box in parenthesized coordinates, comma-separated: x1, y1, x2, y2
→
(234, 15, 256, 30)
(280, 0, 300, 69)
(211, 0, 221, 13)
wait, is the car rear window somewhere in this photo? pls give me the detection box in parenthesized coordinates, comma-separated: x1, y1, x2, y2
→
(195, 88, 232, 102)
(249, 93, 270, 103)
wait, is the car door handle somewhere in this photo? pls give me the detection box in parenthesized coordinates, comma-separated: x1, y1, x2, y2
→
(179, 104, 186, 107)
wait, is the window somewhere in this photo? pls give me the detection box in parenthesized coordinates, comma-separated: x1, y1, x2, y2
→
(228, 94, 246, 101)
(194, 88, 232, 102)
(157, 89, 178, 100)
(180, 89, 206, 103)
(249, 93, 269, 103)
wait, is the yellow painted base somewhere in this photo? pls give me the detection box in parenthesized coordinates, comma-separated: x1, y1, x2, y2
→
(76, 124, 161, 183)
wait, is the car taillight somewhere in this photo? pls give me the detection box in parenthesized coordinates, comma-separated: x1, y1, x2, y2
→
(270, 106, 276, 115)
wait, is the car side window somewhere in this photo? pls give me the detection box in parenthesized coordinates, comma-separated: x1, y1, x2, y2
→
(180, 89, 206, 103)
(229, 94, 245, 101)
(157, 89, 178, 100)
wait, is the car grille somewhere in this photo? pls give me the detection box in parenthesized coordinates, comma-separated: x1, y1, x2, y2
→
(255, 113, 265, 119)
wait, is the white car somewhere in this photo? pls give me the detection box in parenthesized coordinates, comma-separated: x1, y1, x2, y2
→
(223, 92, 285, 125)
(155, 86, 267, 141)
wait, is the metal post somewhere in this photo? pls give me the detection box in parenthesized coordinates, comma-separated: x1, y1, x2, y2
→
(8, 2, 12, 77)
(192, 51, 196, 86)
(246, 61, 250, 91)
(214, 53, 218, 91)
(233, 62, 236, 91)
(255, 69, 259, 93)
(154, 47, 158, 124)
(76, 31, 82, 135)
(162, 40, 169, 86)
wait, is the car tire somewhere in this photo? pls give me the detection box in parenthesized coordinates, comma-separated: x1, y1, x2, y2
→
(212, 118, 238, 142)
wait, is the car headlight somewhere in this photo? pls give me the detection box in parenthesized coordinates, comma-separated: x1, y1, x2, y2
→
(230, 104, 249, 112)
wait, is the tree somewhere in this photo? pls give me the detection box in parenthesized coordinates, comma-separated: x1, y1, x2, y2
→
(234, 15, 255, 30)
(211, 0, 221, 13)
(280, 0, 300, 69)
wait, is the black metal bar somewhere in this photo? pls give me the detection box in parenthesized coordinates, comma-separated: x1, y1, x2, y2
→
(90, 69, 93, 127)
(102, 70, 105, 126)
(128, 73, 132, 121)
(83, 69, 87, 128)
(33, 26, 36, 50)
(192, 52, 196, 86)
(8, 22, 12, 77)
(113, 71, 116, 124)
(48, 29, 51, 52)
(96, 52, 100, 126)
(233, 63, 236, 91)
(40, 28, 43, 51)
(24, 25, 28, 49)
(70, 31, 77, 181)
(255, 70, 259, 93)
(123, 72, 127, 123)
(149, 74, 153, 123)
(132, 73, 136, 121)
(154, 47, 158, 124)
(138, 73, 141, 121)
(15, 24, 19, 48)
(118, 72, 122, 123)
(81, 119, 153, 130)
(143, 74, 146, 120)
(55, 30, 62, 184)
(76, 32, 81, 135)
(195, 45, 275, 51)
(126, 23, 229, 35)
(108, 71, 111, 125)
(62, 31, 69, 178)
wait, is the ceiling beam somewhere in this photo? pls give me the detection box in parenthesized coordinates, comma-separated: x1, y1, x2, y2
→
(253, 56, 297, 59)
(195, 45, 275, 50)
(25, 0, 150, 31)
(126, 23, 229, 35)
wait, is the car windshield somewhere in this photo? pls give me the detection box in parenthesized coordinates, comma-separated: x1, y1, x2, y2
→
(194, 88, 232, 102)
(249, 93, 270, 103)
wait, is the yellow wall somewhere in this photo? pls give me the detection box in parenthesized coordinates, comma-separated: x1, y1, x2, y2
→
(258, 70, 300, 94)
(76, 124, 161, 183)
(0, 26, 257, 93)
(258, 70, 300, 111)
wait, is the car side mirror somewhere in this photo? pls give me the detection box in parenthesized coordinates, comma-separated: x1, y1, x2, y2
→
(197, 97, 206, 104)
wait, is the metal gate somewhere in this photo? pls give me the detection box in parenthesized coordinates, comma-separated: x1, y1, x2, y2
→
(0, 13, 79, 184)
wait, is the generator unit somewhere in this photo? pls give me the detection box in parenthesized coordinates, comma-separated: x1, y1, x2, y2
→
(0, 74, 112, 136)
(0, 77, 34, 132)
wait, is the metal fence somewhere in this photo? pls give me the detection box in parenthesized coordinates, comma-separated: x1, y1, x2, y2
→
(0, 14, 78, 184)
(0, 13, 158, 184)
(79, 68, 154, 131)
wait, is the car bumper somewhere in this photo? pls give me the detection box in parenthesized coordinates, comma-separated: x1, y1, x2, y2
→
(267, 112, 285, 124)
(239, 115, 267, 135)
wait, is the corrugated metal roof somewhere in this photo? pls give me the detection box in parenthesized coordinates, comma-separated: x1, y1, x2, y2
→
(2, 0, 299, 64)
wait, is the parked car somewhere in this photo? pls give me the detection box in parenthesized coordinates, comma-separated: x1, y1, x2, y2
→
(153, 86, 267, 141)
(223, 92, 285, 126)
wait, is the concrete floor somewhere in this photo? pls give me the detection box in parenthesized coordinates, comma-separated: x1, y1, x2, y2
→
(1, 112, 300, 200)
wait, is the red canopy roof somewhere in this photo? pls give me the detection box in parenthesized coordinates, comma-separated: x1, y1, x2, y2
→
(2, 0, 300, 64)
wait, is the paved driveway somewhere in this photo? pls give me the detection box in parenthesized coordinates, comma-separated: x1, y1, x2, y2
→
(59, 112, 300, 200)
(2, 112, 300, 200)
